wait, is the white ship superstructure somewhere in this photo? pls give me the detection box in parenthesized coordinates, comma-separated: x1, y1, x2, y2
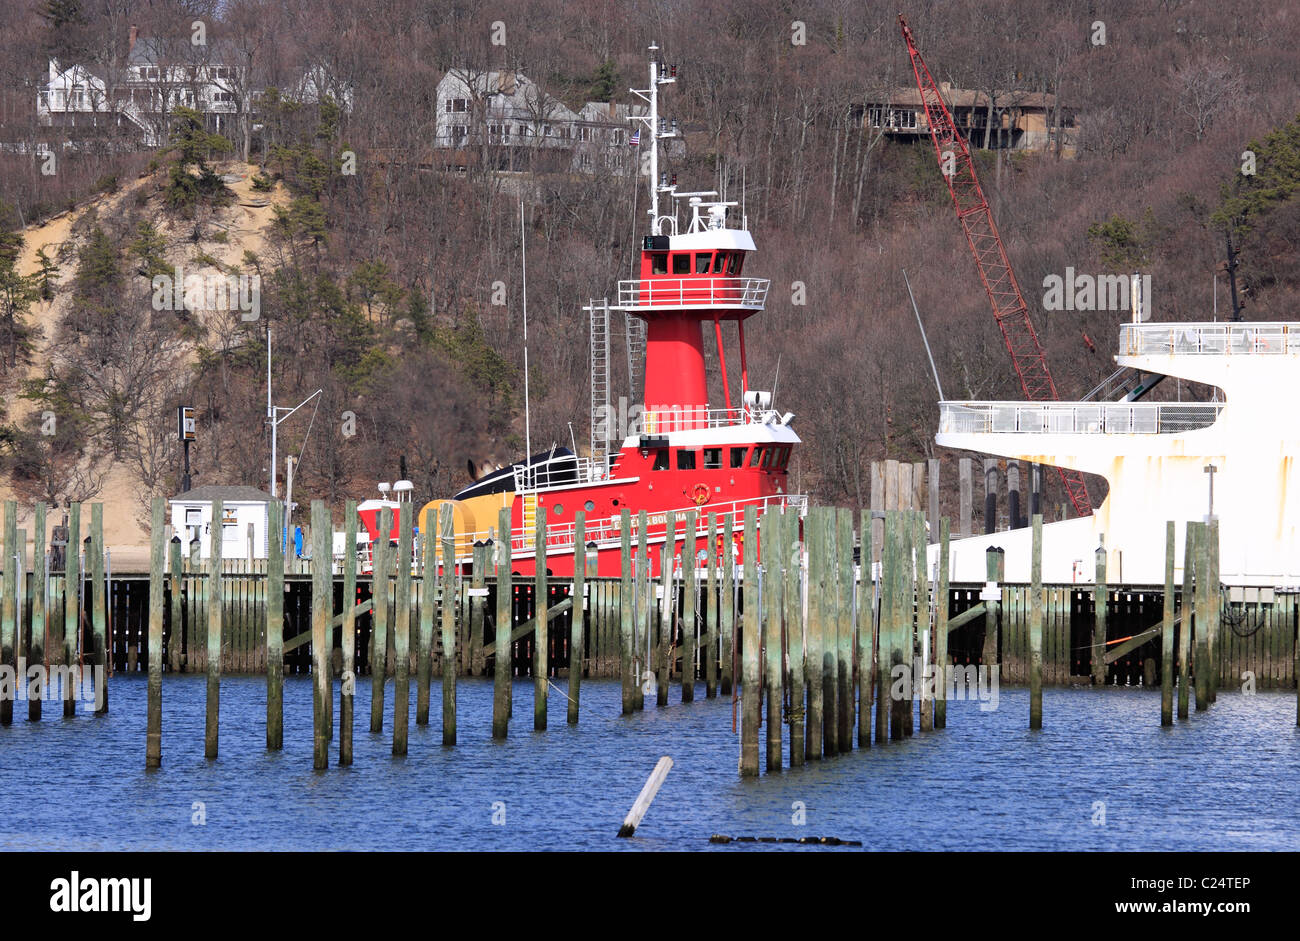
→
(935, 322, 1300, 588)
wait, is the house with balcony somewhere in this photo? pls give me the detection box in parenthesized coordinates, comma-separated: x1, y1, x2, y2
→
(857, 83, 1077, 155)
(434, 69, 649, 175)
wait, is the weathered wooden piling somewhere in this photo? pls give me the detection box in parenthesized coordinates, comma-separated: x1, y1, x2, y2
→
(636, 513, 649, 711)
(720, 512, 734, 697)
(902, 511, 917, 736)
(1, 501, 16, 726)
(821, 510, 838, 756)
(657, 510, 674, 707)
(787, 507, 806, 763)
(311, 501, 330, 769)
(393, 501, 413, 756)
(983, 545, 1001, 675)
(63, 502, 79, 718)
(167, 531, 182, 677)
(617, 756, 673, 838)
(339, 500, 356, 763)
(705, 513, 719, 698)
(493, 505, 512, 739)
(205, 499, 222, 758)
(739, 506, 760, 777)
(533, 506, 548, 730)
(1092, 544, 1107, 685)
(837, 508, 854, 750)
(369, 507, 391, 733)
(1029, 513, 1044, 729)
(440, 503, 457, 745)
(916, 510, 933, 733)
(935, 517, 949, 730)
(804, 508, 824, 758)
(682, 509, 697, 704)
(619, 509, 634, 715)
(86, 505, 106, 712)
(888, 512, 909, 740)
(856, 509, 873, 746)
(28, 503, 45, 720)
(1194, 522, 1211, 711)
(1161, 520, 1175, 726)
(1178, 523, 1195, 720)
(568, 512, 586, 724)
(1206, 518, 1220, 704)
(266, 500, 284, 750)
(761, 508, 781, 771)
(145, 498, 165, 767)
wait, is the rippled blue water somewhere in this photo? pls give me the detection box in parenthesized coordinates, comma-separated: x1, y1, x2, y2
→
(2, 675, 1297, 851)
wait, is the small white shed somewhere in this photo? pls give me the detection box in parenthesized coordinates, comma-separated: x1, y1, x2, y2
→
(169, 485, 272, 560)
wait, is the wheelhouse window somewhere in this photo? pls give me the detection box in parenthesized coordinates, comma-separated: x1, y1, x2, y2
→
(677, 449, 696, 470)
(650, 253, 668, 274)
(695, 253, 711, 274)
(712, 253, 726, 273)
(652, 449, 670, 471)
(730, 446, 748, 468)
(726, 253, 742, 275)
(672, 254, 690, 275)
(761, 447, 775, 468)
(750, 446, 766, 468)
(703, 447, 721, 469)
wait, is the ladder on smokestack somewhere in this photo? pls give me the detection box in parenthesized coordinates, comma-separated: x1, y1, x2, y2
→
(899, 14, 1092, 518)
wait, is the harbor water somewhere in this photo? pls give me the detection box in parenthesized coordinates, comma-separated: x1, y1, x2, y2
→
(2, 676, 1298, 851)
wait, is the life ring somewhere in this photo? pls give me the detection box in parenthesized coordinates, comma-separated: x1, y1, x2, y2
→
(692, 483, 710, 506)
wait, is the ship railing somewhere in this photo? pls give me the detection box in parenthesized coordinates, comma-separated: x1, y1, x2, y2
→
(1120, 322, 1300, 356)
(511, 455, 612, 492)
(939, 400, 1224, 436)
(446, 493, 806, 559)
(640, 405, 783, 432)
(615, 277, 769, 310)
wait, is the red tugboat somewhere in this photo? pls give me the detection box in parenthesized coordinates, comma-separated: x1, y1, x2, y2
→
(360, 45, 805, 576)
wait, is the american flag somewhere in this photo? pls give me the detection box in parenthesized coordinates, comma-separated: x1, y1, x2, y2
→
(629, 129, 640, 147)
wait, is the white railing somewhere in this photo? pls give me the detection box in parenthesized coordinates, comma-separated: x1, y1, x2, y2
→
(512, 454, 609, 491)
(1120, 322, 1300, 356)
(939, 401, 1224, 436)
(616, 277, 769, 310)
(640, 405, 783, 433)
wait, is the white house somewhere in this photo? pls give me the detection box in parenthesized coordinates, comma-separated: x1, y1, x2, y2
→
(169, 485, 272, 560)
(434, 69, 647, 174)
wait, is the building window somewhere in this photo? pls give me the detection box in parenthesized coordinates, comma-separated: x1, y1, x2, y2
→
(577, 126, 590, 141)
(446, 97, 468, 113)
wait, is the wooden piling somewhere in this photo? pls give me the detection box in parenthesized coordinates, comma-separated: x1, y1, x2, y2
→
(370, 507, 391, 733)
(1178, 523, 1196, 720)
(682, 510, 697, 704)
(414, 507, 434, 725)
(266, 500, 284, 750)
(1030, 513, 1044, 729)
(441, 503, 457, 745)
(837, 508, 854, 750)
(339, 501, 357, 762)
(705, 513, 719, 699)
(720, 512, 735, 698)
(311, 501, 331, 769)
(1161, 520, 1175, 726)
(88, 504, 107, 712)
(205, 499, 222, 758)
(1207, 518, 1220, 703)
(959, 459, 973, 537)
(888, 513, 909, 740)
(739, 506, 760, 776)
(935, 518, 949, 729)
(821, 509, 838, 756)
(902, 511, 917, 736)
(568, 513, 586, 724)
(1194, 522, 1211, 711)
(856, 508, 873, 746)
(804, 508, 824, 758)
(875, 512, 891, 744)
(493, 505, 512, 739)
(1092, 544, 1108, 685)
(533, 506, 548, 731)
(146, 498, 165, 767)
(788, 507, 806, 763)
(761, 508, 781, 771)
(619, 509, 634, 715)
(29, 503, 45, 721)
(657, 510, 674, 707)
(393, 500, 413, 756)
(63, 502, 79, 718)
(167, 530, 181, 677)
(1, 501, 16, 726)
(916, 510, 933, 734)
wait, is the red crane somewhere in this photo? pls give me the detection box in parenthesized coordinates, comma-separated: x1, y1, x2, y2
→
(899, 15, 1092, 517)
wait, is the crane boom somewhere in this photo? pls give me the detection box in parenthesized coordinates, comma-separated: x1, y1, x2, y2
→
(899, 15, 1092, 517)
